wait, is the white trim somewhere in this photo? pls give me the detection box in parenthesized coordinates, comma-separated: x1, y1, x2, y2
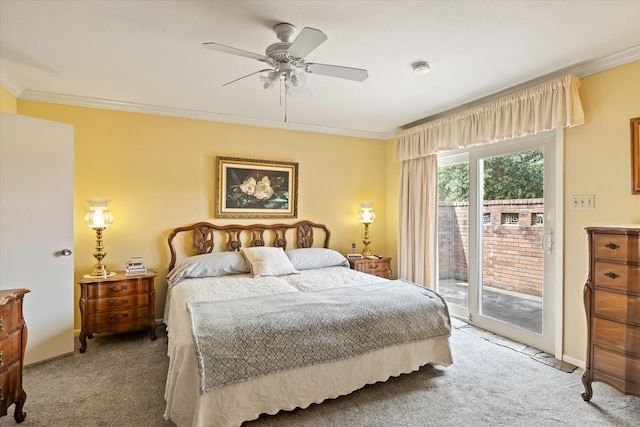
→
(563, 354, 585, 370)
(553, 129, 565, 360)
(14, 89, 392, 140)
(0, 69, 23, 98)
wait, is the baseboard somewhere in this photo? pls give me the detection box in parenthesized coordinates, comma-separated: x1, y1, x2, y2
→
(563, 354, 585, 370)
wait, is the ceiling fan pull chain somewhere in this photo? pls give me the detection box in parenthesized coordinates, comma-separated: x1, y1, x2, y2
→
(284, 81, 288, 123)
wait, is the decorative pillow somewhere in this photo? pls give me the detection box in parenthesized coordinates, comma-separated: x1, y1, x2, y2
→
(285, 248, 349, 270)
(167, 252, 250, 283)
(240, 246, 299, 277)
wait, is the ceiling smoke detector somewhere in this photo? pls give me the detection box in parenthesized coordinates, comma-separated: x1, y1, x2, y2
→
(412, 61, 431, 74)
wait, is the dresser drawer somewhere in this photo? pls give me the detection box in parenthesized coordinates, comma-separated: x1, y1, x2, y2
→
(595, 262, 640, 293)
(0, 300, 21, 335)
(84, 279, 151, 299)
(0, 361, 21, 413)
(594, 234, 640, 262)
(86, 294, 150, 312)
(593, 345, 640, 385)
(84, 307, 150, 330)
(593, 317, 640, 356)
(0, 332, 21, 371)
(594, 290, 640, 325)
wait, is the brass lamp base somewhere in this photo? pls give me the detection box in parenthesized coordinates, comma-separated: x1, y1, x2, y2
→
(84, 227, 116, 279)
(361, 222, 372, 256)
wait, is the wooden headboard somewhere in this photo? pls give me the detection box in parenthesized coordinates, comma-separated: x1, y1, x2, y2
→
(167, 220, 331, 272)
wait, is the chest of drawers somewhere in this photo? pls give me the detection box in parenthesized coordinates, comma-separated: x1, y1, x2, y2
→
(582, 226, 640, 401)
(78, 271, 156, 353)
(348, 257, 392, 279)
(0, 288, 29, 423)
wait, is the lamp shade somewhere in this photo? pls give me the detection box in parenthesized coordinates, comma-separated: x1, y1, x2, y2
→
(358, 202, 376, 224)
(84, 199, 114, 229)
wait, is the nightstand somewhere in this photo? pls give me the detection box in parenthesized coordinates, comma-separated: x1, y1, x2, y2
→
(348, 257, 392, 279)
(78, 270, 156, 353)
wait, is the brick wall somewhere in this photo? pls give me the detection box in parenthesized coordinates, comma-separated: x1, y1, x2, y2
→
(438, 199, 544, 297)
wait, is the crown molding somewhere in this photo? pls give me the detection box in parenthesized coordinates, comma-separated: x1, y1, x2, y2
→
(0, 69, 24, 97)
(11, 88, 389, 140)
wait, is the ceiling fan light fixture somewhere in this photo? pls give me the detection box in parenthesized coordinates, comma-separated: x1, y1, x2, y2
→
(412, 61, 431, 74)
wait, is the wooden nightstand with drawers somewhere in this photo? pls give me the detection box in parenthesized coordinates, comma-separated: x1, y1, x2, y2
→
(78, 271, 156, 353)
(348, 257, 392, 279)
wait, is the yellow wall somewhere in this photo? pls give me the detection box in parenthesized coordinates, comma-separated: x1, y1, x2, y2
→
(0, 86, 17, 113)
(9, 60, 640, 359)
(563, 61, 640, 361)
(15, 102, 388, 329)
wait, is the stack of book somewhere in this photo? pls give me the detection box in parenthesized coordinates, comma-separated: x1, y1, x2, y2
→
(126, 257, 147, 276)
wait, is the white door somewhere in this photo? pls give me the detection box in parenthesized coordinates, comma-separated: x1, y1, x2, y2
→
(0, 112, 75, 364)
(437, 132, 562, 355)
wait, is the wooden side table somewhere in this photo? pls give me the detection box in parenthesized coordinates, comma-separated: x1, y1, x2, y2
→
(78, 270, 156, 353)
(0, 288, 29, 423)
(348, 257, 392, 279)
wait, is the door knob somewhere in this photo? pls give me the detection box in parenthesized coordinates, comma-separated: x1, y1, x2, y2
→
(61, 248, 72, 256)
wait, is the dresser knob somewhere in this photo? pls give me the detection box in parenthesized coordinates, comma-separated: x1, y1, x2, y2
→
(0, 316, 3, 332)
(0, 384, 3, 402)
(109, 299, 129, 306)
(604, 242, 620, 250)
(0, 350, 3, 367)
(109, 285, 128, 292)
(604, 272, 620, 279)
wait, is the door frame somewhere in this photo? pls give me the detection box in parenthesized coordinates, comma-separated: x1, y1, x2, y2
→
(438, 130, 564, 358)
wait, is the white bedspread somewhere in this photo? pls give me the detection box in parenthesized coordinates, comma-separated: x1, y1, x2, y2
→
(164, 267, 453, 427)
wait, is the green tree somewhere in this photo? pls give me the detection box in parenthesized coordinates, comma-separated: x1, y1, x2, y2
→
(438, 148, 543, 202)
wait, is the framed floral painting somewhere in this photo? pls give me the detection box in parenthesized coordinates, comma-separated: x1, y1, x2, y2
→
(216, 157, 298, 218)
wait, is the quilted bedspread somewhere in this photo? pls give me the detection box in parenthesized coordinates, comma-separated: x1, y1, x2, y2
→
(187, 279, 451, 394)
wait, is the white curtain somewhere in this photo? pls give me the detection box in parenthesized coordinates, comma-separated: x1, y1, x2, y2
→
(397, 155, 437, 287)
(395, 75, 584, 285)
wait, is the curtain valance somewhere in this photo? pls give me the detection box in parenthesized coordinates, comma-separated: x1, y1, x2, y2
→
(395, 75, 584, 161)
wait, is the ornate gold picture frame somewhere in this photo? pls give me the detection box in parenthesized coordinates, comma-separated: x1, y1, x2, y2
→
(216, 157, 298, 218)
(632, 117, 640, 195)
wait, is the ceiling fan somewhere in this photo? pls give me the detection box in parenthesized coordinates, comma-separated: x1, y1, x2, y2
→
(202, 23, 368, 120)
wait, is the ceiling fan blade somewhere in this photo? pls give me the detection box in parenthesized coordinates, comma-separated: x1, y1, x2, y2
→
(223, 69, 272, 87)
(202, 42, 268, 62)
(288, 27, 327, 58)
(305, 63, 369, 82)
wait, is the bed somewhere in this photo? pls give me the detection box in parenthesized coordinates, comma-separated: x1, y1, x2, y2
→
(163, 220, 452, 427)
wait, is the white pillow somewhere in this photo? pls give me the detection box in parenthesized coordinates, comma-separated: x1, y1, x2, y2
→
(240, 246, 299, 277)
(167, 252, 250, 283)
(285, 248, 349, 270)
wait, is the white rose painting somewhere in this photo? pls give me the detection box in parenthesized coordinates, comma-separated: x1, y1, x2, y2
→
(216, 157, 298, 218)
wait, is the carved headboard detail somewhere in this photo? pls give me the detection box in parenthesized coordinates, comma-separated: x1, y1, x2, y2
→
(167, 220, 331, 272)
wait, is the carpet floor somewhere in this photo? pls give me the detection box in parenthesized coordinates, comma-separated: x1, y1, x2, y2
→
(4, 320, 638, 427)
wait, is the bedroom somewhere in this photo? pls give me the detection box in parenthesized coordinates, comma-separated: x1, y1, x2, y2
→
(1, 1, 639, 426)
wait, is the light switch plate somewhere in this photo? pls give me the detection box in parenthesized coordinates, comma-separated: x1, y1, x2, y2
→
(571, 194, 594, 210)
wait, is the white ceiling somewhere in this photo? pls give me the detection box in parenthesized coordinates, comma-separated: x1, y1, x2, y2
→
(1, 1, 639, 140)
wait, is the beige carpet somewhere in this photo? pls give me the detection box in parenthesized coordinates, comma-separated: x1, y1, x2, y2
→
(6, 320, 639, 427)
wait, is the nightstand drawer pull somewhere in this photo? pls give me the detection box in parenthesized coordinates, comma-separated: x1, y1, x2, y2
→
(604, 242, 620, 250)
(0, 384, 3, 402)
(108, 313, 129, 321)
(109, 285, 128, 293)
(0, 316, 3, 331)
(109, 299, 129, 306)
(604, 271, 621, 280)
(0, 350, 3, 367)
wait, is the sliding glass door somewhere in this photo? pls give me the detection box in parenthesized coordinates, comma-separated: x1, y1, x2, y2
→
(437, 132, 561, 354)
